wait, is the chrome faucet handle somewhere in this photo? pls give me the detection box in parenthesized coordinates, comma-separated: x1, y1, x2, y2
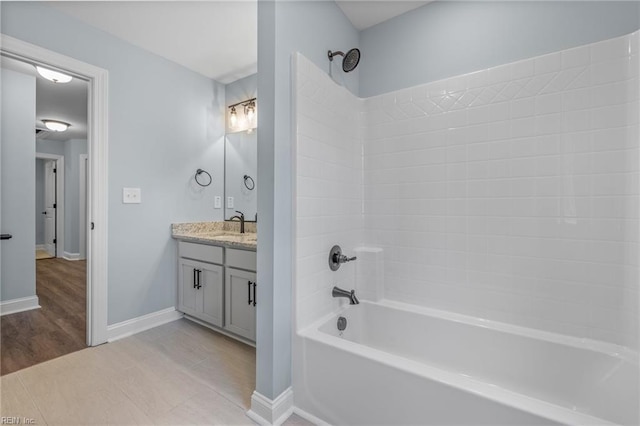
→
(329, 245, 357, 271)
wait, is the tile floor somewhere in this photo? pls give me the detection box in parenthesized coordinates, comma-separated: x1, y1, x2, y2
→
(0, 318, 312, 425)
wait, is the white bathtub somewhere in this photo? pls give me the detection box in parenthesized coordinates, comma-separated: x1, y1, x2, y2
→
(294, 300, 639, 425)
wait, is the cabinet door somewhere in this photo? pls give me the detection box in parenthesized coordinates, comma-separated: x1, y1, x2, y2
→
(178, 259, 200, 317)
(225, 268, 257, 341)
(199, 263, 224, 327)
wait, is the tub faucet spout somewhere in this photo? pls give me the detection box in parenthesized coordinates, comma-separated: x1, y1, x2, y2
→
(332, 286, 359, 305)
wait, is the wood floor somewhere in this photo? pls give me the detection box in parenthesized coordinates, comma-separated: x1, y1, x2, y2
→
(1, 258, 86, 375)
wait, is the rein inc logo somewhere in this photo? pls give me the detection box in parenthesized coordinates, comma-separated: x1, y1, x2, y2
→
(1, 418, 36, 425)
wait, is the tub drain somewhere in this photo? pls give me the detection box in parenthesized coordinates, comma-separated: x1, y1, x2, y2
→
(337, 316, 347, 331)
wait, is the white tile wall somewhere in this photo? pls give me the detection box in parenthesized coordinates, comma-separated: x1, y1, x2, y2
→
(294, 54, 364, 330)
(294, 32, 640, 350)
(363, 32, 640, 350)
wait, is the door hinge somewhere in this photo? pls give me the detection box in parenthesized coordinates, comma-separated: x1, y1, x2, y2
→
(91, 222, 95, 230)
(53, 203, 56, 209)
(53, 168, 57, 173)
(53, 238, 56, 244)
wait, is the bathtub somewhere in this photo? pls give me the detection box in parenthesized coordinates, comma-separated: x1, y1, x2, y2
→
(294, 300, 639, 425)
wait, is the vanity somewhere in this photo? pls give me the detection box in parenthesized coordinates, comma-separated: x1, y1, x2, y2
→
(174, 89, 258, 345)
(172, 221, 257, 344)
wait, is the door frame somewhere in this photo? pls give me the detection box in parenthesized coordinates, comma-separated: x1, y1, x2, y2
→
(1, 34, 109, 346)
(79, 154, 88, 260)
(36, 153, 64, 258)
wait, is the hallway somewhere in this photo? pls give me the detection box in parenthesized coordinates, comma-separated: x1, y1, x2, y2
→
(1, 258, 86, 375)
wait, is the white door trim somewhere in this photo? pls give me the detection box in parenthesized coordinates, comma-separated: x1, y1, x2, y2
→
(79, 154, 88, 260)
(1, 34, 109, 346)
(36, 153, 64, 258)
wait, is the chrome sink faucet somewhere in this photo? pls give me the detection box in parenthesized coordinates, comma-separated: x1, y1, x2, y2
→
(229, 210, 245, 233)
(332, 286, 359, 305)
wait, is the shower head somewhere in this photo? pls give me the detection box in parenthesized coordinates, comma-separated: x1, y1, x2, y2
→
(328, 48, 361, 73)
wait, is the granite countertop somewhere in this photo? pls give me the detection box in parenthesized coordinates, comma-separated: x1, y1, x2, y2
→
(171, 221, 257, 250)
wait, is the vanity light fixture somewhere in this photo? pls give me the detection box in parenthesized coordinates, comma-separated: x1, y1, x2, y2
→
(227, 98, 257, 133)
(42, 119, 70, 132)
(229, 106, 238, 128)
(244, 100, 256, 124)
(36, 66, 73, 83)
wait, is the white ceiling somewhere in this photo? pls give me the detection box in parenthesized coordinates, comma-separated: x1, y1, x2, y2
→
(0, 1, 431, 140)
(48, 1, 258, 84)
(1, 56, 88, 142)
(336, 0, 433, 30)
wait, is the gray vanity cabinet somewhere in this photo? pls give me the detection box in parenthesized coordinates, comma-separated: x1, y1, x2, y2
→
(225, 267, 257, 341)
(178, 242, 224, 328)
(177, 241, 256, 343)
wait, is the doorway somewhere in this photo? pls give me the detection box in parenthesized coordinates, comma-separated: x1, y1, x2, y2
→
(0, 34, 108, 359)
(35, 155, 64, 260)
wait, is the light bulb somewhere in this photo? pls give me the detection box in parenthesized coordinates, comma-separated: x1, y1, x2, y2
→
(229, 107, 237, 128)
(36, 66, 72, 83)
(42, 120, 70, 132)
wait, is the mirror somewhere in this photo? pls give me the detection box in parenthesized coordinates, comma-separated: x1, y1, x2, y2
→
(225, 131, 257, 220)
(225, 74, 257, 222)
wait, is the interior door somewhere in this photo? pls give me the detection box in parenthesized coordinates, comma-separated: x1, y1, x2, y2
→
(43, 160, 56, 257)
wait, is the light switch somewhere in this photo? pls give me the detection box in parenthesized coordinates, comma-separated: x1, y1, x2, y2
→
(214, 196, 222, 209)
(227, 196, 234, 209)
(123, 187, 141, 204)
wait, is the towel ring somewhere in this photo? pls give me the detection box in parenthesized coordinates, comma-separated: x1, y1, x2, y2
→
(195, 169, 212, 187)
(243, 174, 255, 190)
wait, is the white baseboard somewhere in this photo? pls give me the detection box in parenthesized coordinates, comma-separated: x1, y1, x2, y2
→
(292, 407, 330, 426)
(107, 307, 183, 342)
(247, 388, 294, 426)
(63, 251, 81, 261)
(0, 296, 41, 316)
(36, 244, 46, 250)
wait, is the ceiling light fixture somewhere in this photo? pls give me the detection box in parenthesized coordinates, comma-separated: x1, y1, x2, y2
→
(42, 119, 71, 132)
(36, 66, 73, 83)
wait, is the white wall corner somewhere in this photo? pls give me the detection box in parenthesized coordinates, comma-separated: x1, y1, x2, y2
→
(247, 387, 294, 426)
(0, 296, 40, 316)
(106, 307, 183, 342)
(62, 251, 81, 261)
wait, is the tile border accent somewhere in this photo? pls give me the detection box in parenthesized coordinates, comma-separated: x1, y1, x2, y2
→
(106, 307, 183, 342)
(0, 295, 41, 316)
(247, 387, 294, 426)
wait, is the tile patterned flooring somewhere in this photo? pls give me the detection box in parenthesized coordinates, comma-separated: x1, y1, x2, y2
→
(0, 319, 312, 425)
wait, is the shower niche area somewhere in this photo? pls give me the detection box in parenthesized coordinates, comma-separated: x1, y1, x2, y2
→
(293, 31, 640, 426)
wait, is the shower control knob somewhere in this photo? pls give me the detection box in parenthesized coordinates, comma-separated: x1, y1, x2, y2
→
(328, 245, 357, 271)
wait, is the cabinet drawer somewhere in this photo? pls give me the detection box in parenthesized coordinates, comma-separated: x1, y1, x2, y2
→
(179, 241, 223, 264)
(226, 248, 256, 271)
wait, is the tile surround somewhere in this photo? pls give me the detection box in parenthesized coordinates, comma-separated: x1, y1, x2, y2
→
(295, 31, 640, 350)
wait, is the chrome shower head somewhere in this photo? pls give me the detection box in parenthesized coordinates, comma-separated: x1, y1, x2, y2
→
(328, 48, 361, 73)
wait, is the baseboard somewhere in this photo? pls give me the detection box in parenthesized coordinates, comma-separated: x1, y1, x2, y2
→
(107, 307, 183, 342)
(247, 388, 294, 426)
(62, 251, 81, 261)
(36, 244, 46, 250)
(0, 296, 41, 316)
(292, 407, 330, 426)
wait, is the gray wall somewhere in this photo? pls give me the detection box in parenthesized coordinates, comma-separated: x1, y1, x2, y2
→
(2, 2, 226, 325)
(1, 68, 36, 302)
(225, 73, 258, 220)
(257, 0, 358, 400)
(359, 1, 640, 97)
(35, 159, 45, 245)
